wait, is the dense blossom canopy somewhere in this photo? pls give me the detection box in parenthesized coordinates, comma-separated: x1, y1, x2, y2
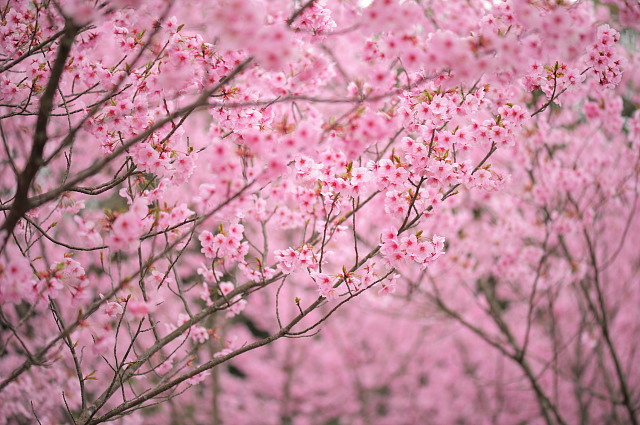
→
(1, 0, 639, 424)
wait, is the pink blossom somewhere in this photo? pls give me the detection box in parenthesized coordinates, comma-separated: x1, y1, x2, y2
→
(127, 300, 153, 318)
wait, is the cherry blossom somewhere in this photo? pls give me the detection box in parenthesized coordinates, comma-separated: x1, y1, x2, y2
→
(0, 1, 638, 424)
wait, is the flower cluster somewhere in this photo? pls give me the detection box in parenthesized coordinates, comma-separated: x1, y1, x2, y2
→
(105, 199, 150, 252)
(586, 24, 624, 89)
(198, 222, 248, 266)
(380, 227, 445, 269)
(274, 244, 319, 275)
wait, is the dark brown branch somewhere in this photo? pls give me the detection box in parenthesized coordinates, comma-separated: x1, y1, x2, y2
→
(286, 0, 316, 26)
(0, 20, 79, 251)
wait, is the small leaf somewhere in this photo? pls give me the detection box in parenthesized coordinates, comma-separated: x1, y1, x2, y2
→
(84, 370, 98, 381)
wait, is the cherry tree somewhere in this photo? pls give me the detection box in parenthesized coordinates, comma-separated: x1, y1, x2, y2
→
(0, 0, 639, 424)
